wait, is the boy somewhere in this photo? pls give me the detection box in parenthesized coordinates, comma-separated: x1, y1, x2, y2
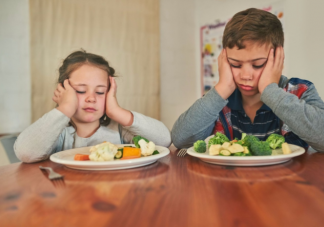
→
(171, 8, 324, 152)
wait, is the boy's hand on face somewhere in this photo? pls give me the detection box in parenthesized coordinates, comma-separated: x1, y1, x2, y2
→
(215, 49, 237, 100)
(53, 79, 78, 118)
(258, 46, 284, 94)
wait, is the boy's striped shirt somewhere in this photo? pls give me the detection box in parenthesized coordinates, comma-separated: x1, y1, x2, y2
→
(213, 78, 310, 149)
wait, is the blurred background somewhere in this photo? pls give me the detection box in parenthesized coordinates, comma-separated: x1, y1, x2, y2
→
(1, 0, 324, 136)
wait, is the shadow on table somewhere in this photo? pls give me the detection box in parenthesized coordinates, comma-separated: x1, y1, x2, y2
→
(187, 157, 305, 183)
(59, 161, 170, 183)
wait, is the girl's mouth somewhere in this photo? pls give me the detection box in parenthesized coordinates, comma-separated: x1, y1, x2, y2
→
(83, 108, 96, 112)
(239, 84, 253, 91)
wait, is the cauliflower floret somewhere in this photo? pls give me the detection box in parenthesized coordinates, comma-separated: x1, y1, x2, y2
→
(138, 139, 155, 156)
(89, 142, 118, 161)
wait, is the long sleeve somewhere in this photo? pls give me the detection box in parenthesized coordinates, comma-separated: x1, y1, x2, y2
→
(261, 83, 324, 152)
(14, 108, 70, 163)
(120, 111, 171, 147)
(171, 87, 228, 149)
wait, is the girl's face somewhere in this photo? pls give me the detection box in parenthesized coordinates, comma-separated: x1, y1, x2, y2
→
(69, 64, 109, 124)
(226, 41, 272, 97)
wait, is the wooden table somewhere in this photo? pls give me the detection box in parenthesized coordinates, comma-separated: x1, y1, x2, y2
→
(1, 146, 324, 227)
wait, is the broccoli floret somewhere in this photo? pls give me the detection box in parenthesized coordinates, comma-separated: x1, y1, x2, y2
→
(208, 132, 230, 148)
(194, 140, 207, 153)
(250, 141, 272, 156)
(242, 135, 260, 148)
(266, 134, 285, 149)
(133, 135, 149, 148)
(241, 133, 247, 140)
(232, 152, 245, 156)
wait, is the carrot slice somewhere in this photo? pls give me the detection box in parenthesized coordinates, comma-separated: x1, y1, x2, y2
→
(121, 147, 141, 160)
(74, 154, 90, 161)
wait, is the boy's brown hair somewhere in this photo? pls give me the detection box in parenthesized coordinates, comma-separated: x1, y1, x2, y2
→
(222, 8, 284, 49)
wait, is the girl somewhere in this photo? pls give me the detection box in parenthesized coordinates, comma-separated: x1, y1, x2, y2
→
(15, 50, 171, 163)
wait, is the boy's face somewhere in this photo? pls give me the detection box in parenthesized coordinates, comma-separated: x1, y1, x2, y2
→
(226, 41, 272, 96)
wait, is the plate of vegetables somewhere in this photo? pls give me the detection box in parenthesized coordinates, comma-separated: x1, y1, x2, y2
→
(187, 132, 305, 166)
(50, 136, 170, 170)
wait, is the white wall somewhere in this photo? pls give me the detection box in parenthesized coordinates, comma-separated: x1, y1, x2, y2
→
(160, 0, 199, 130)
(0, 0, 31, 134)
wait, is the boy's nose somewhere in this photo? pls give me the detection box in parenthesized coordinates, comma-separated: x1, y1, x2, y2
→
(240, 67, 253, 80)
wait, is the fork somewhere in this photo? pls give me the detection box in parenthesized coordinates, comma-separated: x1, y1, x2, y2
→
(39, 166, 65, 187)
(177, 148, 187, 157)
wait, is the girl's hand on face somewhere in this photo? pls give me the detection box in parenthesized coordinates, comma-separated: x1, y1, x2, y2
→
(105, 77, 120, 118)
(258, 46, 284, 94)
(53, 79, 78, 118)
(105, 77, 134, 126)
(215, 49, 237, 100)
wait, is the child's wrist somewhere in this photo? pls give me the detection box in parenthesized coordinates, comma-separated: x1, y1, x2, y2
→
(56, 106, 73, 118)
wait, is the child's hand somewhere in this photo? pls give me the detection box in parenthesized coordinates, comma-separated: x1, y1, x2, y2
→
(215, 49, 237, 100)
(53, 79, 78, 118)
(105, 77, 134, 126)
(258, 46, 284, 94)
(105, 77, 120, 117)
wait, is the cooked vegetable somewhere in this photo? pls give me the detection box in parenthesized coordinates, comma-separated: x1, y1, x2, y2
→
(194, 140, 207, 153)
(282, 142, 292, 154)
(250, 141, 272, 156)
(209, 144, 222, 156)
(89, 142, 118, 161)
(208, 132, 230, 148)
(220, 149, 231, 156)
(74, 154, 90, 161)
(121, 147, 141, 159)
(233, 152, 245, 156)
(152, 150, 160, 155)
(115, 148, 123, 159)
(133, 135, 149, 148)
(242, 135, 260, 148)
(243, 146, 252, 155)
(138, 139, 156, 156)
(266, 134, 285, 149)
(221, 142, 231, 149)
(227, 144, 245, 153)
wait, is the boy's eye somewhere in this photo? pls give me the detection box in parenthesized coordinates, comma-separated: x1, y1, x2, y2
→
(96, 92, 105, 95)
(253, 62, 266, 69)
(76, 91, 85, 94)
(230, 64, 241, 68)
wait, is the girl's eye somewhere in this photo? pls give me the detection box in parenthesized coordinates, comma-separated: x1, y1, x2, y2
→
(96, 92, 105, 95)
(230, 64, 241, 68)
(76, 91, 85, 94)
(253, 63, 266, 69)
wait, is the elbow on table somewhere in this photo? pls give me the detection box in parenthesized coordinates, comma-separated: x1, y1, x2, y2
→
(14, 142, 47, 164)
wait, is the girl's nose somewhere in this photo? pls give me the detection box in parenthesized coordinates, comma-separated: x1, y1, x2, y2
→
(85, 93, 96, 103)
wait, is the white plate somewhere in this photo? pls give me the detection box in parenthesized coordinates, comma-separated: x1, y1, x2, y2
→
(187, 144, 305, 166)
(50, 145, 170, 170)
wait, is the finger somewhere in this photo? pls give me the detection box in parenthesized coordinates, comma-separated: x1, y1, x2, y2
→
(52, 95, 58, 103)
(54, 90, 60, 97)
(64, 79, 72, 90)
(267, 48, 275, 67)
(57, 83, 65, 92)
(109, 77, 117, 95)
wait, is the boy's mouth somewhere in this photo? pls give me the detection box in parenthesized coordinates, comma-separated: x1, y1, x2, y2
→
(83, 108, 97, 113)
(239, 84, 253, 91)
